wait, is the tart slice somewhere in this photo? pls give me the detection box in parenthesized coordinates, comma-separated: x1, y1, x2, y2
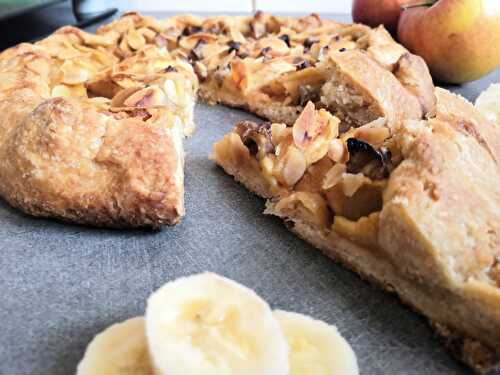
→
(186, 12, 435, 127)
(212, 92, 500, 373)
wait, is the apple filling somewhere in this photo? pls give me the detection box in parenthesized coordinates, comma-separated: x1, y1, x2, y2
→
(213, 102, 399, 248)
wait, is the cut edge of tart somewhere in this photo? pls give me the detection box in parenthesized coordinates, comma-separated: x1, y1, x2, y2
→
(211, 91, 500, 373)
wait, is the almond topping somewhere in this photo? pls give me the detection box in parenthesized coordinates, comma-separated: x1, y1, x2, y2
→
(256, 37, 290, 57)
(138, 27, 157, 42)
(126, 29, 146, 50)
(51, 84, 72, 97)
(123, 86, 167, 107)
(282, 146, 306, 186)
(342, 173, 371, 197)
(111, 87, 142, 107)
(322, 163, 347, 190)
(271, 123, 291, 144)
(231, 59, 248, 91)
(292, 101, 316, 149)
(328, 138, 347, 163)
(354, 117, 390, 146)
(60, 62, 89, 85)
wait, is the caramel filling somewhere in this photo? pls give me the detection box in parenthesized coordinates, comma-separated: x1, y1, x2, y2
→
(228, 104, 398, 249)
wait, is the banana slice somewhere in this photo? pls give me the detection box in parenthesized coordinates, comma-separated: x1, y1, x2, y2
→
(76, 316, 152, 375)
(145, 272, 289, 375)
(475, 83, 500, 126)
(274, 310, 359, 375)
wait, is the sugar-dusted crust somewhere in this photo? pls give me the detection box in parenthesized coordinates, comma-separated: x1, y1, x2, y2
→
(212, 89, 500, 372)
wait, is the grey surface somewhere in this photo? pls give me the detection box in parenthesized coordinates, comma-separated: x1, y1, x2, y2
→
(1, 8, 500, 375)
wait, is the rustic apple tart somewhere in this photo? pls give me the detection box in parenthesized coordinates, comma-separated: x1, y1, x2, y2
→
(2, 11, 499, 371)
(0, 11, 433, 227)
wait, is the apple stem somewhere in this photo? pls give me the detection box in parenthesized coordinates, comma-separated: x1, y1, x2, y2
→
(401, 1, 437, 11)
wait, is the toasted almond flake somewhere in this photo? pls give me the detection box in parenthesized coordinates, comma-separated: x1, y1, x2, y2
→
(230, 27, 246, 43)
(123, 86, 167, 107)
(126, 29, 146, 50)
(51, 84, 72, 97)
(111, 87, 143, 107)
(138, 27, 157, 42)
(342, 173, 370, 197)
(328, 138, 347, 163)
(119, 36, 132, 56)
(26, 59, 49, 76)
(271, 123, 290, 144)
(282, 146, 307, 186)
(322, 163, 346, 190)
(179, 33, 218, 50)
(60, 61, 90, 85)
(260, 156, 274, 176)
(256, 37, 290, 57)
(354, 117, 390, 146)
(193, 61, 208, 81)
(163, 79, 178, 102)
(292, 101, 316, 149)
(230, 59, 248, 91)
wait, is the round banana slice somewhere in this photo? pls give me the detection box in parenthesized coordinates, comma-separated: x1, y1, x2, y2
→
(77, 316, 152, 375)
(145, 272, 289, 375)
(274, 310, 359, 375)
(475, 83, 500, 126)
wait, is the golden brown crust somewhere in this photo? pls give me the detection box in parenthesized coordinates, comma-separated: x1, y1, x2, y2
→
(0, 17, 196, 228)
(280, 219, 500, 374)
(320, 49, 424, 129)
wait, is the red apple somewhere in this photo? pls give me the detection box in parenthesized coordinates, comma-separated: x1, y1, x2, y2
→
(352, 0, 415, 35)
(398, 0, 500, 84)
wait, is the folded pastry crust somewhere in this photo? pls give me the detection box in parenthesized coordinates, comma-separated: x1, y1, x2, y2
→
(0, 14, 198, 227)
(212, 90, 500, 373)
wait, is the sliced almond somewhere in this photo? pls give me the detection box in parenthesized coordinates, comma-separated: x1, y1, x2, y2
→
(51, 84, 72, 97)
(163, 79, 178, 103)
(179, 33, 218, 51)
(230, 27, 246, 43)
(322, 163, 346, 190)
(111, 87, 143, 107)
(119, 36, 133, 57)
(271, 123, 291, 145)
(231, 59, 248, 91)
(26, 58, 49, 76)
(256, 37, 290, 57)
(126, 29, 146, 50)
(282, 146, 307, 186)
(342, 173, 371, 197)
(123, 86, 167, 107)
(354, 117, 390, 146)
(60, 61, 90, 85)
(138, 27, 157, 42)
(81, 32, 114, 47)
(292, 101, 316, 149)
(193, 61, 208, 81)
(328, 138, 347, 163)
(272, 192, 330, 228)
